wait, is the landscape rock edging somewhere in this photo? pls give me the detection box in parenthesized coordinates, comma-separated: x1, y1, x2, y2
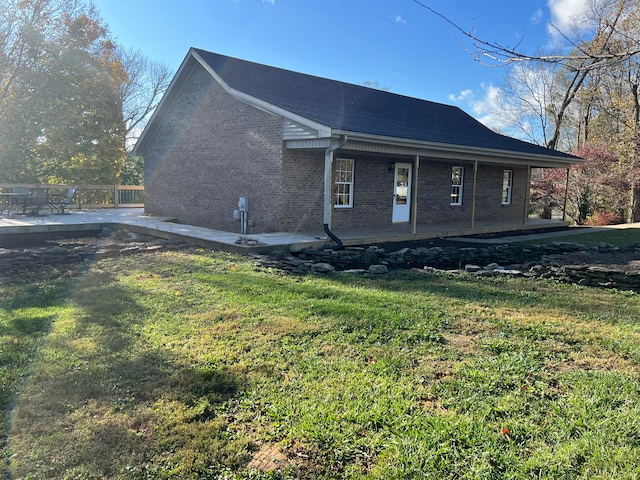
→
(2, 231, 638, 293)
(254, 242, 640, 292)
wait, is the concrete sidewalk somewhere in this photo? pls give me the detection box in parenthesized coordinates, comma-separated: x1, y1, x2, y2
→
(457, 221, 640, 244)
(0, 208, 326, 252)
(1, 208, 638, 252)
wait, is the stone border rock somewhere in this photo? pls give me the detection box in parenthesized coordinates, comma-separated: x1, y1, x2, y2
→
(2, 229, 639, 293)
(252, 242, 640, 293)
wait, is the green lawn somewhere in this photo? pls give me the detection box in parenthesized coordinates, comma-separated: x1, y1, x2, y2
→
(516, 226, 640, 247)
(2, 248, 640, 479)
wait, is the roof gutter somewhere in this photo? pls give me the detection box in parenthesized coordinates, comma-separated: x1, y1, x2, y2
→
(323, 135, 348, 250)
(330, 130, 584, 165)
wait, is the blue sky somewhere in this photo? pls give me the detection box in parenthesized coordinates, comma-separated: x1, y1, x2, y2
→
(92, 0, 589, 129)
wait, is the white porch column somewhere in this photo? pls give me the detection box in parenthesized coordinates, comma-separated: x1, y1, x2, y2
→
(523, 165, 532, 225)
(562, 168, 570, 222)
(412, 154, 420, 235)
(470, 160, 478, 229)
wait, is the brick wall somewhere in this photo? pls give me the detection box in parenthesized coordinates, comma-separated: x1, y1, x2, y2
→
(416, 161, 528, 226)
(144, 62, 285, 233)
(300, 155, 531, 231)
(280, 149, 324, 232)
(279, 153, 400, 232)
(474, 165, 528, 223)
(416, 160, 474, 224)
(332, 155, 395, 229)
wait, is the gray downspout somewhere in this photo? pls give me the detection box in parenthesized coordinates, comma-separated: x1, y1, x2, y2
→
(323, 135, 348, 250)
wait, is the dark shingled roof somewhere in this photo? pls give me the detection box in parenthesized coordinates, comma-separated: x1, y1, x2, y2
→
(193, 48, 578, 160)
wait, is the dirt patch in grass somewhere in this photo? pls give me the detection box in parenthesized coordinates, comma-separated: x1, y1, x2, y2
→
(442, 333, 481, 355)
(246, 443, 289, 472)
(549, 350, 640, 373)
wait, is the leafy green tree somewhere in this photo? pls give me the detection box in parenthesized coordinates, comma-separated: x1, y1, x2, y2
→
(120, 154, 144, 185)
(0, 0, 127, 184)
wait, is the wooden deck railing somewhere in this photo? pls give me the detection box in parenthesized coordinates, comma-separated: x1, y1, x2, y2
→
(0, 184, 144, 209)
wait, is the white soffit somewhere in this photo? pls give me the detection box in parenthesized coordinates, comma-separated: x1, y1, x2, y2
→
(286, 135, 578, 168)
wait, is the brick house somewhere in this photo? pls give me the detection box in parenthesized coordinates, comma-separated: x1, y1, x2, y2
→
(133, 48, 582, 244)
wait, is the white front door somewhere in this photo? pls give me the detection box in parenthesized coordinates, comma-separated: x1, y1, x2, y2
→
(392, 162, 412, 223)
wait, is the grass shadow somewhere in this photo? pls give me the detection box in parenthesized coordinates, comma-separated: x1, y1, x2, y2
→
(7, 264, 251, 479)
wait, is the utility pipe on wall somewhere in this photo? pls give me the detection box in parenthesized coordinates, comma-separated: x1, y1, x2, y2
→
(323, 135, 348, 250)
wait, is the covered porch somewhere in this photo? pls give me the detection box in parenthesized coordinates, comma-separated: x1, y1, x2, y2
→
(289, 136, 575, 240)
(330, 216, 568, 247)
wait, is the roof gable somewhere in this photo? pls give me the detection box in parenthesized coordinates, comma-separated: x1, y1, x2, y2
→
(134, 47, 580, 163)
(192, 48, 579, 162)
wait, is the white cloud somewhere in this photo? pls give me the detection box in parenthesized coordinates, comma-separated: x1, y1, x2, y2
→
(547, 0, 591, 33)
(394, 15, 406, 24)
(262, 0, 275, 3)
(449, 85, 512, 132)
(531, 8, 544, 24)
(470, 84, 506, 128)
(448, 89, 473, 103)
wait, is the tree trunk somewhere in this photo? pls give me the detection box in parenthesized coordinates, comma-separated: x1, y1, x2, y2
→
(548, 69, 589, 150)
(630, 183, 640, 223)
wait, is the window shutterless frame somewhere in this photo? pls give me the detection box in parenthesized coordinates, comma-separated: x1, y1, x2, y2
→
(502, 169, 513, 205)
(334, 158, 354, 208)
(450, 166, 464, 205)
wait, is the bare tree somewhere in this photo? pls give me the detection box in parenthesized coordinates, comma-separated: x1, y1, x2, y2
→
(412, 0, 640, 70)
(414, 0, 640, 148)
(416, 0, 640, 220)
(117, 46, 172, 149)
(496, 63, 557, 146)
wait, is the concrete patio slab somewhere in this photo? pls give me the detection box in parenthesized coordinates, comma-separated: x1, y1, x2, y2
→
(2, 208, 636, 252)
(0, 208, 326, 252)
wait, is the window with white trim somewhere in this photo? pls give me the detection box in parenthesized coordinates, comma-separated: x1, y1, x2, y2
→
(334, 158, 354, 208)
(450, 166, 464, 205)
(502, 169, 513, 205)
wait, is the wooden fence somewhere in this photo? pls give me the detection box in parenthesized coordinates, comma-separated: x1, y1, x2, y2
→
(0, 184, 144, 209)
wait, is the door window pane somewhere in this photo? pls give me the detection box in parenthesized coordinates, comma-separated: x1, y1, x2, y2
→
(395, 167, 409, 205)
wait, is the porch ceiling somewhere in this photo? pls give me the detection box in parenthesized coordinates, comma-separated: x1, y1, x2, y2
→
(284, 135, 579, 169)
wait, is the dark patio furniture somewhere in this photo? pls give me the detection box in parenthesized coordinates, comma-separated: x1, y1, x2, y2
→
(0, 187, 31, 215)
(0, 193, 16, 215)
(25, 187, 51, 215)
(48, 187, 77, 214)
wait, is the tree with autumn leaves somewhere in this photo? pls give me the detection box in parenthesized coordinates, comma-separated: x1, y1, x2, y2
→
(420, 0, 640, 223)
(499, 0, 640, 223)
(533, 145, 638, 224)
(0, 0, 169, 185)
